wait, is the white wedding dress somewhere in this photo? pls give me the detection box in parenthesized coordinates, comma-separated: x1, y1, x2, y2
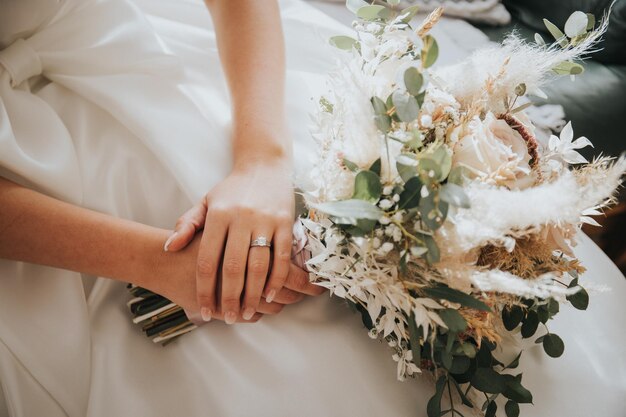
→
(0, 0, 624, 416)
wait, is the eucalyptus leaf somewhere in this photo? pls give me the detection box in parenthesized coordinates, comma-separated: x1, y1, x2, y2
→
(329, 36, 358, 50)
(420, 233, 440, 264)
(543, 333, 565, 358)
(374, 113, 392, 132)
(502, 374, 533, 404)
(438, 308, 467, 333)
(371, 96, 388, 115)
(448, 166, 469, 186)
(421, 35, 439, 68)
(369, 158, 382, 176)
(514, 83, 527, 96)
(553, 61, 584, 75)
(567, 286, 589, 310)
(450, 356, 471, 374)
(397, 162, 417, 183)
(404, 67, 424, 96)
(357, 5, 386, 20)
(485, 401, 498, 417)
(406, 129, 422, 150)
(441, 349, 453, 369)
(398, 176, 423, 209)
(352, 170, 382, 203)
(392, 91, 420, 122)
(400, 4, 420, 23)
(312, 199, 383, 221)
(423, 286, 491, 312)
(417, 158, 442, 182)
(505, 400, 520, 417)
(440, 183, 470, 208)
(521, 310, 539, 338)
(471, 368, 505, 394)
(564, 11, 589, 38)
(543, 18, 568, 47)
(505, 351, 522, 370)
(502, 305, 523, 331)
(426, 376, 447, 417)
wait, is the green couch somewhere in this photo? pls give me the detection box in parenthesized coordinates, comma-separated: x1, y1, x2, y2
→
(477, 0, 626, 159)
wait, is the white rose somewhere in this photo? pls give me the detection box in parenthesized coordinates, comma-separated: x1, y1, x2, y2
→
(452, 113, 534, 189)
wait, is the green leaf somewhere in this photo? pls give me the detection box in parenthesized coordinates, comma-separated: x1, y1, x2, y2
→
(357, 5, 386, 20)
(421, 233, 440, 264)
(564, 11, 589, 38)
(404, 67, 424, 96)
(502, 374, 533, 404)
(505, 400, 520, 417)
(543, 18, 568, 47)
(461, 343, 478, 359)
(342, 158, 359, 172)
(421, 35, 439, 68)
(374, 113, 392, 132)
(371, 96, 387, 115)
(502, 305, 524, 331)
(514, 83, 527, 96)
(567, 286, 589, 310)
(471, 368, 505, 394)
(352, 171, 382, 203)
(406, 129, 423, 151)
(552, 61, 584, 75)
(423, 286, 491, 312)
(387, 0, 400, 5)
(329, 36, 358, 50)
(520, 310, 539, 338)
(369, 158, 382, 176)
(451, 377, 474, 407)
(543, 333, 565, 358)
(346, 0, 368, 14)
(537, 305, 550, 324)
(397, 162, 417, 183)
(400, 4, 420, 23)
(417, 158, 442, 182)
(438, 308, 468, 333)
(392, 91, 420, 122)
(535, 335, 546, 344)
(486, 401, 498, 417)
(450, 356, 471, 374)
(398, 176, 423, 209)
(547, 298, 559, 316)
(312, 199, 382, 221)
(586, 13, 596, 31)
(448, 166, 469, 186)
(441, 349, 453, 369)
(427, 376, 447, 417)
(408, 311, 422, 368)
(439, 183, 470, 208)
(431, 146, 452, 181)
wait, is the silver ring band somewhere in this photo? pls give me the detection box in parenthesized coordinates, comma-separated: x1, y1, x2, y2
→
(250, 236, 271, 248)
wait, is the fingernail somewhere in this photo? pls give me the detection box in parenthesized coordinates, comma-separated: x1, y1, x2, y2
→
(224, 311, 237, 325)
(200, 307, 212, 322)
(163, 231, 178, 252)
(242, 307, 255, 321)
(266, 289, 276, 304)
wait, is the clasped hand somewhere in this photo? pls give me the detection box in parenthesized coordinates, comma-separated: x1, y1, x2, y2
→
(163, 160, 316, 324)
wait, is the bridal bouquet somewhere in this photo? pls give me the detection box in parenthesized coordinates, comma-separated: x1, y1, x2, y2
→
(129, 2, 625, 416)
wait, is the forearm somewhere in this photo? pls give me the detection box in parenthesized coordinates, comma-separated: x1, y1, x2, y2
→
(0, 178, 169, 289)
(205, 0, 290, 167)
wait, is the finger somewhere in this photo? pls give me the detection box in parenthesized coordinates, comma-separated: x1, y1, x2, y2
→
(220, 225, 250, 325)
(164, 200, 208, 252)
(270, 287, 305, 305)
(195, 210, 227, 322)
(255, 299, 285, 315)
(264, 224, 292, 302)
(242, 233, 272, 320)
(284, 264, 325, 296)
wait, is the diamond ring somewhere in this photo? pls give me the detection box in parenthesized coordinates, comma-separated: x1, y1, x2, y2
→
(250, 236, 271, 248)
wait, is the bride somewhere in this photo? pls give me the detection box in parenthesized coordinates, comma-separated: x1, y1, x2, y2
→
(0, 0, 624, 416)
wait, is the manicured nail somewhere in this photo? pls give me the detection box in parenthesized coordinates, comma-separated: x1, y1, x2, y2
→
(163, 231, 178, 252)
(266, 289, 276, 304)
(242, 307, 255, 321)
(200, 307, 212, 322)
(224, 311, 237, 325)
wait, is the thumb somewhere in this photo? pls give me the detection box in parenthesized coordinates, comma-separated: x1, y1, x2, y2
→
(163, 201, 208, 252)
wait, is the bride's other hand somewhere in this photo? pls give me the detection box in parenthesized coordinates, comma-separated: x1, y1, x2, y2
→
(156, 235, 321, 324)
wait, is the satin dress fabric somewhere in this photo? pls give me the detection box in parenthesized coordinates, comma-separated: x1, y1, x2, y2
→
(0, 0, 624, 416)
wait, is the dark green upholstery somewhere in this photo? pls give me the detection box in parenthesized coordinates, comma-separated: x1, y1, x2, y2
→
(476, 1, 626, 158)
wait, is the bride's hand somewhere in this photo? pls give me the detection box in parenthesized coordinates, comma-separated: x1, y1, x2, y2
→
(164, 160, 295, 324)
(153, 232, 322, 324)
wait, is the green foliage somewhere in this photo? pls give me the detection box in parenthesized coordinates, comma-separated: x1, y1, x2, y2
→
(505, 400, 520, 417)
(567, 278, 589, 310)
(329, 35, 358, 50)
(404, 67, 424, 96)
(392, 91, 420, 122)
(312, 199, 382, 222)
(421, 35, 439, 68)
(471, 368, 505, 394)
(426, 376, 447, 417)
(438, 308, 468, 333)
(543, 333, 565, 358)
(352, 170, 382, 203)
(439, 183, 470, 208)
